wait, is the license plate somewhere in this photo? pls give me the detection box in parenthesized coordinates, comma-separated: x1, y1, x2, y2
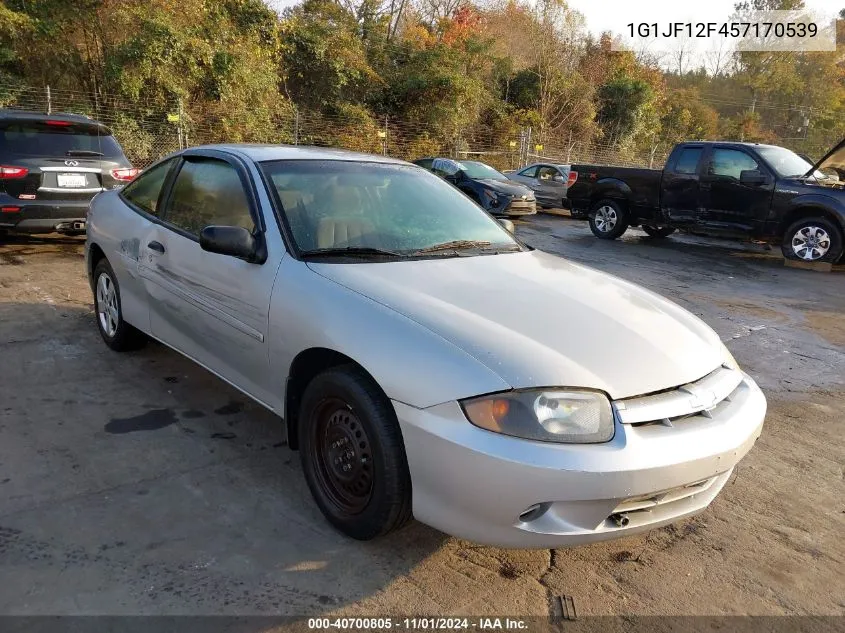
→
(57, 173, 87, 188)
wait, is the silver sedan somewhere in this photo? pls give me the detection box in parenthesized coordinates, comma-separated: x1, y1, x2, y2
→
(85, 145, 766, 548)
(507, 162, 576, 210)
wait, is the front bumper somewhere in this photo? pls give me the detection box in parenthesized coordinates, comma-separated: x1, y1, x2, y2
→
(394, 373, 765, 548)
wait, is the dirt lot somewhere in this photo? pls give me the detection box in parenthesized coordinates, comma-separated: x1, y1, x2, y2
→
(0, 217, 843, 617)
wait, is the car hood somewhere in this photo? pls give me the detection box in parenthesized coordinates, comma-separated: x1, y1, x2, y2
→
(308, 251, 724, 400)
(475, 179, 533, 197)
(805, 136, 845, 178)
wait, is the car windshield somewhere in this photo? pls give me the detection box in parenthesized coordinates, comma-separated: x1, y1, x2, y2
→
(260, 160, 520, 257)
(756, 146, 822, 179)
(459, 161, 509, 181)
(0, 122, 125, 159)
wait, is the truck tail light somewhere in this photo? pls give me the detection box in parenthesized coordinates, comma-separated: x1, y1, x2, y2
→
(0, 166, 29, 179)
(567, 171, 578, 187)
(110, 168, 139, 182)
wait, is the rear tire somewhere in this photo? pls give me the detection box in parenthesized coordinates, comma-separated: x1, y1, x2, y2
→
(298, 365, 412, 540)
(642, 225, 676, 238)
(781, 217, 843, 263)
(589, 199, 629, 239)
(93, 259, 146, 351)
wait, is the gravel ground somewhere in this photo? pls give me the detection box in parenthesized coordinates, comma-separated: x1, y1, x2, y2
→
(0, 216, 843, 617)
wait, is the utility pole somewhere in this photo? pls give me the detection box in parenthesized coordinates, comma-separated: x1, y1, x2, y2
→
(46, 85, 51, 114)
(177, 98, 185, 150)
(293, 108, 299, 145)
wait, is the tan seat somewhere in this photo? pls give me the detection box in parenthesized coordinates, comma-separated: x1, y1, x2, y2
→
(316, 217, 375, 249)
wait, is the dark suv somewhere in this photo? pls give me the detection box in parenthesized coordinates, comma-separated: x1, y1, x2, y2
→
(0, 110, 136, 237)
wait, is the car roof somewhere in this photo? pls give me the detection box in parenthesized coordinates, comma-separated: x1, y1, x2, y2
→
(193, 143, 412, 165)
(0, 109, 112, 133)
(679, 140, 784, 150)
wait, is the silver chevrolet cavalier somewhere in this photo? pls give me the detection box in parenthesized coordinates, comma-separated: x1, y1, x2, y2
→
(85, 145, 766, 548)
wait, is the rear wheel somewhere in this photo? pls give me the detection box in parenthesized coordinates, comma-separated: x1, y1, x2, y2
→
(642, 225, 676, 238)
(781, 217, 843, 263)
(589, 199, 629, 239)
(298, 365, 412, 540)
(93, 259, 146, 351)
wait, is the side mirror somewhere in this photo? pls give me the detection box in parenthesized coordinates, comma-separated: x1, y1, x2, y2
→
(552, 174, 565, 183)
(498, 219, 515, 233)
(739, 169, 767, 185)
(200, 225, 262, 262)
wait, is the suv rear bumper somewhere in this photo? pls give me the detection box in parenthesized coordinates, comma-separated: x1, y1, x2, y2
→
(0, 195, 91, 233)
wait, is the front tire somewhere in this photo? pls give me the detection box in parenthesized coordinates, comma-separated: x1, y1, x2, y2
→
(781, 217, 843, 263)
(93, 259, 146, 351)
(298, 365, 412, 540)
(589, 199, 629, 239)
(642, 225, 676, 238)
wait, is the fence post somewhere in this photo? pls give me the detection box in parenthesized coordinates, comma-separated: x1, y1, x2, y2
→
(177, 98, 185, 149)
(46, 85, 51, 114)
(382, 115, 388, 156)
(294, 107, 299, 145)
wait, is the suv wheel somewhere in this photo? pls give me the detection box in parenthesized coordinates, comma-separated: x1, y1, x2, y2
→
(781, 217, 843, 263)
(589, 199, 629, 239)
(298, 365, 412, 540)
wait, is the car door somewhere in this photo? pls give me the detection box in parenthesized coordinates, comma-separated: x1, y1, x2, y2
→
(535, 165, 567, 207)
(110, 157, 179, 332)
(509, 165, 538, 190)
(661, 145, 703, 225)
(698, 147, 775, 230)
(138, 151, 282, 407)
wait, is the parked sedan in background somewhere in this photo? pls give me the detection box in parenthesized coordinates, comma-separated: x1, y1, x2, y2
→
(86, 144, 766, 548)
(413, 157, 536, 217)
(0, 110, 136, 238)
(506, 162, 582, 217)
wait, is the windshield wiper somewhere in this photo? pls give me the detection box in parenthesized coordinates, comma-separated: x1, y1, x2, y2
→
(413, 240, 493, 253)
(300, 246, 406, 259)
(66, 150, 104, 157)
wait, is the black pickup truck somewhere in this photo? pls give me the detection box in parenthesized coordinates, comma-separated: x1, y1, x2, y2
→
(567, 139, 845, 263)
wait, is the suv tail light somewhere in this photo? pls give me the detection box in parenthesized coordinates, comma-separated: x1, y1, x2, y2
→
(566, 171, 578, 187)
(0, 166, 29, 179)
(111, 168, 139, 182)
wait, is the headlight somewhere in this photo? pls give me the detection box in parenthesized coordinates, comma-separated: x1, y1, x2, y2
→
(482, 189, 500, 207)
(461, 389, 614, 443)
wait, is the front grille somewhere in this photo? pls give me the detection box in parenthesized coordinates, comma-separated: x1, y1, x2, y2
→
(613, 365, 743, 427)
(612, 476, 719, 514)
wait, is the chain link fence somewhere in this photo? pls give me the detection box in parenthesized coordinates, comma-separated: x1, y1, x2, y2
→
(1, 80, 825, 174)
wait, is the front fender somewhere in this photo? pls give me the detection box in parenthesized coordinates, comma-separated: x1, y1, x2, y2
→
(268, 258, 510, 409)
(782, 193, 845, 232)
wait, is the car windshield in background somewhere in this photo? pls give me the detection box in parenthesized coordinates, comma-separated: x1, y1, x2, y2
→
(0, 122, 125, 159)
(260, 160, 520, 257)
(460, 161, 509, 181)
(755, 146, 818, 179)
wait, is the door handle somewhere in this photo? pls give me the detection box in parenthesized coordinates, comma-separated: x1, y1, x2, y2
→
(147, 240, 165, 254)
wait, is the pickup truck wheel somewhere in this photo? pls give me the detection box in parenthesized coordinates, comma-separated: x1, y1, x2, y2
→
(781, 217, 843, 263)
(298, 365, 412, 540)
(589, 199, 629, 239)
(93, 259, 146, 352)
(642, 226, 676, 238)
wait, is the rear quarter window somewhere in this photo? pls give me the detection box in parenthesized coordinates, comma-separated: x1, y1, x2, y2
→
(120, 158, 177, 216)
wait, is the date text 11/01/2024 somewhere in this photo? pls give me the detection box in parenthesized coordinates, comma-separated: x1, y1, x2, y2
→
(307, 618, 529, 630)
(627, 21, 818, 38)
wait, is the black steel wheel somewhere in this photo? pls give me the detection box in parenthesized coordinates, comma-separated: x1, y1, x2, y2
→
(298, 365, 412, 540)
(310, 397, 374, 515)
